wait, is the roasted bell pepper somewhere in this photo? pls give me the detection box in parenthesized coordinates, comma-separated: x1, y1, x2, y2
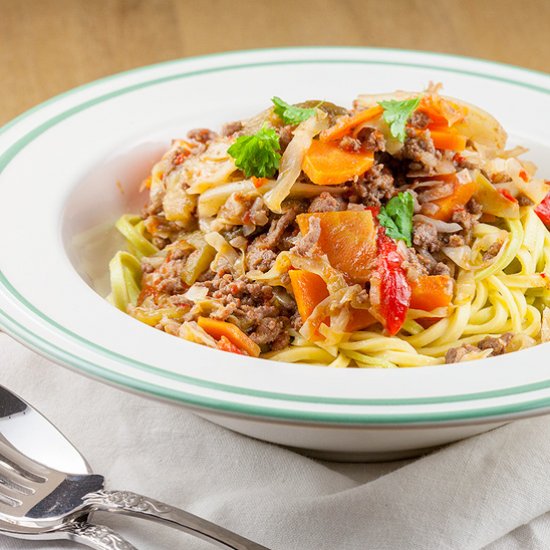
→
(371, 230, 411, 336)
(535, 190, 550, 226)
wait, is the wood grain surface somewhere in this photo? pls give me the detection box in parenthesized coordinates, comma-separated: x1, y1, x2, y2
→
(1, 0, 549, 125)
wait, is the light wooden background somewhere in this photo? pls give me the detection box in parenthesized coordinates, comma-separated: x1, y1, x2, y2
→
(1, 0, 549, 126)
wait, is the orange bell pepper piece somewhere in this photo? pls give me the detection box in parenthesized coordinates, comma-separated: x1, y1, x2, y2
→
(197, 317, 261, 357)
(410, 275, 453, 311)
(302, 140, 375, 185)
(296, 210, 377, 283)
(320, 105, 383, 143)
(289, 270, 376, 332)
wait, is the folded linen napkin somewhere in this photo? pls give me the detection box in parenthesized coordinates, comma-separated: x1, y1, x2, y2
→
(1, 332, 549, 550)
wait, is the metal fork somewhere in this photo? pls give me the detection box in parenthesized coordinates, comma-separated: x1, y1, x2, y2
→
(0, 385, 269, 549)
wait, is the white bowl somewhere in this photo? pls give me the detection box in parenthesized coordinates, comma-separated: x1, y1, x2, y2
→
(1, 47, 550, 461)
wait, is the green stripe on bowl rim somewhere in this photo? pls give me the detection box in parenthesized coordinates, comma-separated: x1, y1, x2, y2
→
(1, 48, 550, 423)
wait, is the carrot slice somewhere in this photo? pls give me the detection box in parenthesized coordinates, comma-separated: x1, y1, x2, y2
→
(217, 335, 245, 355)
(346, 308, 377, 332)
(429, 130, 467, 151)
(432, 180, 477, 222)
(320, 105, 383, 143)
(289, 270, 329, 321)
(302, 140, 375, 185)
(197, 317, 261, 357)
(410, 275, 453, 311)
(296, 210, 377, 284)
(289, 270, 376, 332)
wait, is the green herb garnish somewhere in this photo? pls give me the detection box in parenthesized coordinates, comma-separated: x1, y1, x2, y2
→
(227, 124, 281, 178)
(378, 96, 422, 142)
(379, 192, 415, 246)
(271, 96, 318, 125)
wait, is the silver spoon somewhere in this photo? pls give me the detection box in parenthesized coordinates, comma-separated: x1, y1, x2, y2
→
(0, 385, 269, 549)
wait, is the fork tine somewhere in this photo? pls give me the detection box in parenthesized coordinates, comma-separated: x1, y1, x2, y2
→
(0, 472, 34, 496)
(0, 442, 48, 484)
(0, 488, 22, 508)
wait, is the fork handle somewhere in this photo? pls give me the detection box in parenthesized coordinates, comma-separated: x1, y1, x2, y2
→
(83, 490, 269, 549)
(60, 520, 137, 550)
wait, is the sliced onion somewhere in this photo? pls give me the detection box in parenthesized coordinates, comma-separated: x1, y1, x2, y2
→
(183, 285, 209, 303)
(204, 231, 244, 276)
(417, 183, 454, 203)
(179, 321, 218, 348)
(264, 111, 329, 213)
(413, 215, 462, 233)
(441, 246, 474, 270)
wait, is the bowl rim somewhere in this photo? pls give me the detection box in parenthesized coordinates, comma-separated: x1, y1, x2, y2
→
(1, 46, 550, 425)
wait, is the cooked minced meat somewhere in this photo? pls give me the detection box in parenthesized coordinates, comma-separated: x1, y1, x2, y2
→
(413, 221, 442, 253)
(308, 192, 347, 213)
(445, 333, 513, 364)
(401, 129, 440, 171)
(350, 164, 395, 206)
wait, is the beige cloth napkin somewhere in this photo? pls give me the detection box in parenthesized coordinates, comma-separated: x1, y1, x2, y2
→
(1, 332, 549, 550)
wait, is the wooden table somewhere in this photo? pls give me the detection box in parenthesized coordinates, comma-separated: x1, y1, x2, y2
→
(1, 0, 549, 125)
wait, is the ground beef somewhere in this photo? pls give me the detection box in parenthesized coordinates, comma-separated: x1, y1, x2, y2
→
(451, 199, 482, 244)
(221, 121, 243, 136)
(308, 192, 346, 213)
(444, 234, 465, 248)
(445, 344, 479, 364)
(291, 216, 321, 257)
(249, 317, 290, 349)
(402, 129, 440, 172)
(413, 221, 442, 253)
(187, 128, 218, 144)
(356, 127, 386, 152)
(245, 206, 301, 271)
(482, 240, 503, 262)
(517, 194, 534, 207)
(264, 208, 298, 247)
(198, 274, 295, 348)
(245, 237, 278, 272)
(445, 333, 513, 364)
(350, 164, 395, 207)
(403, 247, 451, 280)
(477, 333, 513, 355)
(278, 125, 295, 150)
(339, 136, 362, 152)
(409, 111, 430, 129)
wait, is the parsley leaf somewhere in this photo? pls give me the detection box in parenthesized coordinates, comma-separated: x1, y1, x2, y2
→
(227, 124, 281, 178)
(378, 192, 415, 246)
(378, 96, 422, 142)
(271, 96, 318, 125)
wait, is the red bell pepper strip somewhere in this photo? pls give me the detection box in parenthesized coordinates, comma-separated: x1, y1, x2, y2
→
(535, 191, 550, 226)
(373, 229, 411, 336)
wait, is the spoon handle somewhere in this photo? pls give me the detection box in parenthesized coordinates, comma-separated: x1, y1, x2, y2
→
(83, 490, 269, 550)
(60, 520, 137, 550)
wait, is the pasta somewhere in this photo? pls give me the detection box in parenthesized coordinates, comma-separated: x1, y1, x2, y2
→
(108, 85, 550, 367)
